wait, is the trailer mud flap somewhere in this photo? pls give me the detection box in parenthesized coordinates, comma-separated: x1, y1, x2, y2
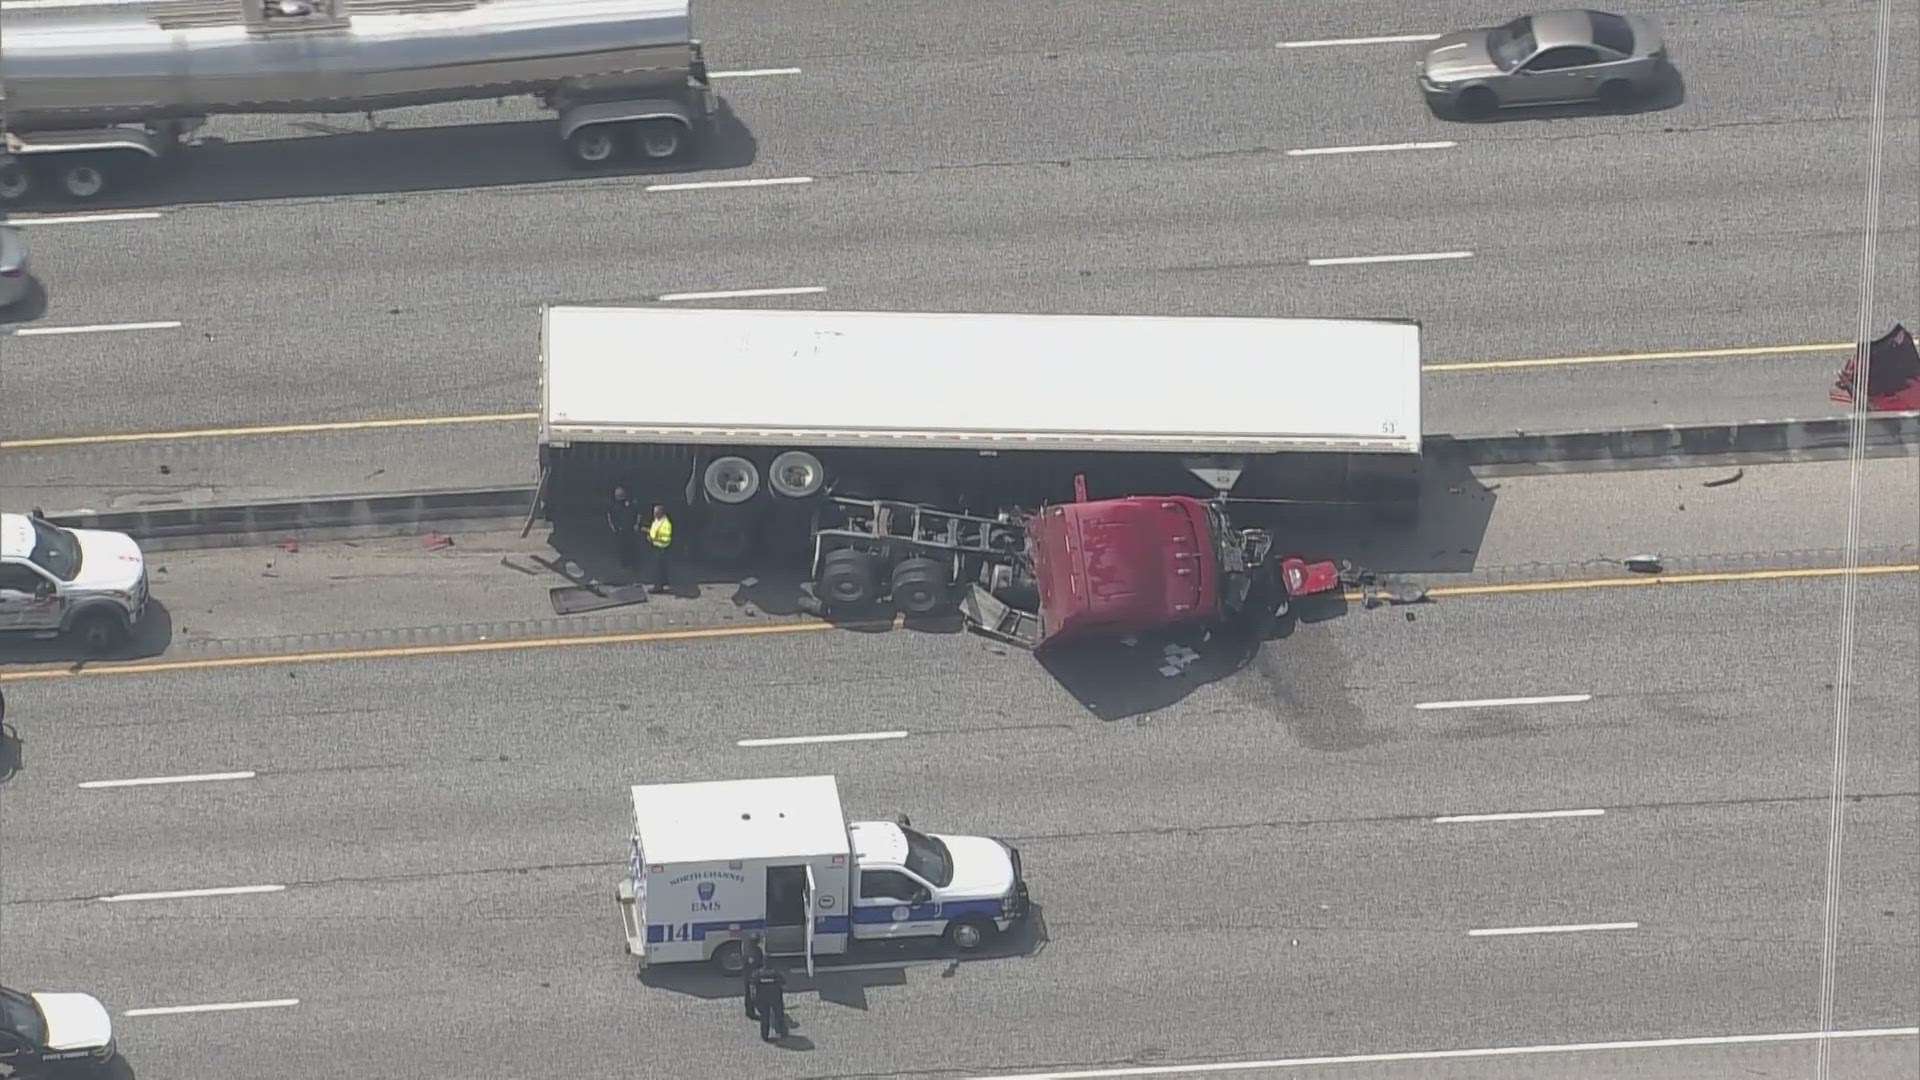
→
(961, 584, 1042, 649)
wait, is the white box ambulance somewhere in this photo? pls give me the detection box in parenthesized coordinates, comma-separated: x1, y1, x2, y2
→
(614, 774, 1031, 975)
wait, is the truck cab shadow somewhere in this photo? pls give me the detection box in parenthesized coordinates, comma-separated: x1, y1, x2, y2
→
(639, 904, 1050, 1008)
(62, 101, 755, 210)
(1237, 456, 1499, 577)
(0, 599, 175, 668)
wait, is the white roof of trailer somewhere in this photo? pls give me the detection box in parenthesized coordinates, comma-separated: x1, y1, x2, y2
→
(541, 307, 1422, 454)
(631, 774, 851, 866)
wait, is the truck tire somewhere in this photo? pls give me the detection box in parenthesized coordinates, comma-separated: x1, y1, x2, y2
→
(565, 124, 627, 169)
(817, 548, 879, 611)
(709, 940, 745, 975)
(890, 556, 949, 616)
(70, 609, 127, 654)
(51, 154, 119, 202)
(631, 119, 690, 163)
(945, 918, 998, 952)
(0, 161, 36, 207)
(769, 450, 826, 499)
(703, 456, 761, 505)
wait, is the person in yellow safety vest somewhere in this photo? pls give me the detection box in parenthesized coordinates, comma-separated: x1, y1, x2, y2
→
(646, 505, 674, 595)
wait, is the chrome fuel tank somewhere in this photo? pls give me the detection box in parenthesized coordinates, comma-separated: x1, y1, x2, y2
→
(0, 0, 697, 128)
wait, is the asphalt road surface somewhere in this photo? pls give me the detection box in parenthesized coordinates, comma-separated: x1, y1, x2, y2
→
(0, 567, 1913, 1079)
(3, 0, 1916, 511)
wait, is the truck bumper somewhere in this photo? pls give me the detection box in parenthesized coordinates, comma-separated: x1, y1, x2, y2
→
(615, 878, 647, 960)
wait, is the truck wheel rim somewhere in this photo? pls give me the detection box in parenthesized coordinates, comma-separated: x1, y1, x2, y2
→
(954, 924, 980, 948)
(0, 166, 30, 201)
(65, 167, 105, 197)
(641, 132, 679, 158)
(576, 135, 614, 162)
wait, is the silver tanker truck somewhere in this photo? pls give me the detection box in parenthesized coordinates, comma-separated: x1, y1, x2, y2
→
(0, 0, 715, 204)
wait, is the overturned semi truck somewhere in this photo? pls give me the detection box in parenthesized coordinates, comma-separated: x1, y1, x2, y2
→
(533, 305, 1422, 645)
(0, 0, 714, 204)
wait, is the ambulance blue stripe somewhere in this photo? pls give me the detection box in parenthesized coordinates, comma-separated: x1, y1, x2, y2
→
(646, 916, 853, 943)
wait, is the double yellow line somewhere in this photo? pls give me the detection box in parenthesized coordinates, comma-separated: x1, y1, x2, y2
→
(0, 341, 1855, 451)
(1, 561, 1911, 683)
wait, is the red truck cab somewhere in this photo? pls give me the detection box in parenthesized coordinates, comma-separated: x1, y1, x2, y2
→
(1027, 495, 1224, 648)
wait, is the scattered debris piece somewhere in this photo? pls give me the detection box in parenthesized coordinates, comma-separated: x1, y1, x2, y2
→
(499, 556, 541, 576)
(739, 576, 759, 588)
(421, 533, 454, 551)
(158, 464, 171, 476)
(277, 541, 300, 554)
(1157, 664, 1185, 678)
(1702, 468, 1744, 488)
(1624, 555, 1664, 574)
(1119, 636, 1139, 647)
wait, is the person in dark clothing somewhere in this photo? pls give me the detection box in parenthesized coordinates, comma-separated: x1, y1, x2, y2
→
(741, 939, 767, 1021)
(748, 956, 788, 1040)
(605, 486, 641, 572)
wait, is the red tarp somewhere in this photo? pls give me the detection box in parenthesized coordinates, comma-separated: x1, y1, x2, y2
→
(1832, 324, 1920, 411)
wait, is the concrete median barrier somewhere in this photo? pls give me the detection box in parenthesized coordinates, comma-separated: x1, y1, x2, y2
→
(43, 413, 1920, 545)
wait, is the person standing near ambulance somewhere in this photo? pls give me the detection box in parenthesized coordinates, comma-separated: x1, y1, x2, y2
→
(741, 937, 766, 1022)
(748, 955, 788, 1041)
(645, 505, 674, 595)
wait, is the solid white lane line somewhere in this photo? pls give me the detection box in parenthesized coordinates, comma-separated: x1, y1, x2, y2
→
(955, 1027, 1920, 1080)
(1468, 921, 1640, 937)
(1309, 251, 1473, 267)
(1277, 33, 1441, 48)
(1416, 694, 1593, 711)
(738, 731, 910, 747)
(100, 884, 285, 903)
(79, 770, 256, 789)
(7, 211, 163, 225)
(10, 320, 182, 336)
(1288, 141, 1455, 156)
(124, 999, 300, 1018)
(656, 286, 825, 302)
(1433, 808, 1605, 824)
(647, 177, 813, 192)
(710, 67, 802, 78)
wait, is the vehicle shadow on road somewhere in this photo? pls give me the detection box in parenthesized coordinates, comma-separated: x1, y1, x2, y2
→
(1257, 454, 1500, 577)
(0, 279, 50, 325)
(0, 722, 22, 784)
(49, 100, 757, 210)
(0, 598, 175, 668)
(1434, 68, 1687, 123)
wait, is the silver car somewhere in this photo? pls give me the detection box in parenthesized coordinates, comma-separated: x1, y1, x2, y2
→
(0, 225, 29, 310)
(1420, 9, 1670, 118)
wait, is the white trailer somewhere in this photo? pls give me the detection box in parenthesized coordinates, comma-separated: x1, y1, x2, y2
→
(535, 306, 1427, 554)
(616, 775, 1031, 975)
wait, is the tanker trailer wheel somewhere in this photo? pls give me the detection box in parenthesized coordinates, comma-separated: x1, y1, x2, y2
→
(0, 161, 36, 207)
(817, 548, 880, 612)
(631, 120, 690, 163)
(703, 456, 762, 505)
(565, 124, 628, 169)
(52, 155, 120, 202)
(890, 556, 950, 616)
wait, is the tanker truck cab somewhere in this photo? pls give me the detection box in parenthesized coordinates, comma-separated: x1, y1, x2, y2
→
(616, 775, 1031, 976)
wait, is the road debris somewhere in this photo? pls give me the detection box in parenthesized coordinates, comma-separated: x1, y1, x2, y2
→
(1702, 468, 1744, 488)
(1624, 555, 1664, 574)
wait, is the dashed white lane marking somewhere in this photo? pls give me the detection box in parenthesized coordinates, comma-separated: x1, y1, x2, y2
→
(101, 884, 286, 903)
(710, 67, 802, 78)
(124, 999, 300, 1018)
(1288, 141, 1455, 156)
(955, 1027, 1920, 1079)
(79, 770, 256, 789)
(1433, 808, 1606, 824)
(1309, 251, 1473, 267)
(1469, 921, 1640, 937)
(6, 211, 163, 225)
(738, 730, 910, 747)
(10, 320, 182, 336)
(1277, 33, 1442, 48)
(1416, 694, 1592, 710)
(646, 176, 814, 192)
(656, 286, 826, 301)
